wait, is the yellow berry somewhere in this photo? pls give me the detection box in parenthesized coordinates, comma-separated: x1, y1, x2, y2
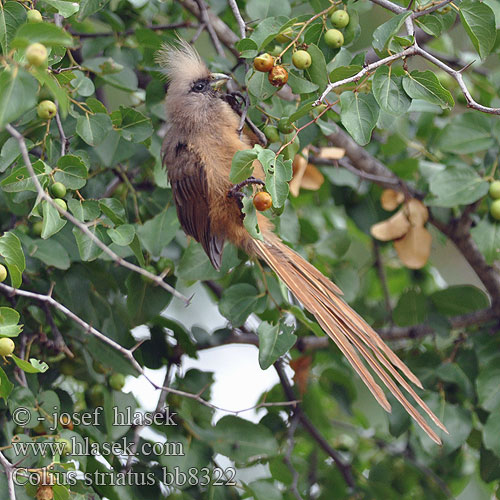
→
(26, 43, 47, 67)
(0, 338, 15, 356)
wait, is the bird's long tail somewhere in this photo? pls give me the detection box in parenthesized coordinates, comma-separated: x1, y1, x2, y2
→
(252, 235, 447, 445)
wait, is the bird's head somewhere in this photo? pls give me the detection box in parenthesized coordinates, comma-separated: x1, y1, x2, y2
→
(156, 40, 231, 130)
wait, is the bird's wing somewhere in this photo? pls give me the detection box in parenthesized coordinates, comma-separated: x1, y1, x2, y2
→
(164, 142, 224, 270)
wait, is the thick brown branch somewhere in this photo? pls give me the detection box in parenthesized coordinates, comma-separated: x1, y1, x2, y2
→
(325, 128, 500, 308)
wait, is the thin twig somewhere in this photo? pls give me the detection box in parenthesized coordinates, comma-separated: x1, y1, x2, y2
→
(274, 360, 356, 488)
(413, 0, 454, 18)
(194, 0, 225, 57)
(54, 111, 69, 157)
(42, 302, 74, 358)
(414, 44, 500, 115)
(316, 45, 417, 103)
(0, 451, 16, 500)
(5, 124, 189, 304)
(0, 282, 298, 415)
(228, 0, 246, 39)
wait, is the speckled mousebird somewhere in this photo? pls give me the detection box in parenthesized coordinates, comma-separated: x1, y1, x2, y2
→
(157, 40, 447, 444)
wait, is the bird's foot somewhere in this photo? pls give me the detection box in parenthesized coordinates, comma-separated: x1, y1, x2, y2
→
(228, 177, 265, 200)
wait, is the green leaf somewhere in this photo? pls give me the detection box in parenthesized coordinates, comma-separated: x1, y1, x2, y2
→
(393, 288, 427, 326)
(402, 70, 454, 109)
(54, 155, 88, 189)
(263, 153, 293, 208)
(41, 201, 67, 239)
(0, 137, 34, 173)
(126, 273, 174, 326)
(0, 67, 38, 130)
(247, 70, 278, 101)
(230, 148, 258, 183)
(76, 113, 113, 146)
(68, 198, 100, 222)
(288, 101, 315, 122)
(99, 198, 126, 225)
(128, 234, 144, 267)
(31, 67, 70, 116)
(72, 225, 105, 261)
(70, 70, 94, 97)
(0, 232, 25, 288)
(372, 12, 412, 52)
(0, 307, 22, 337)
(84, 57, 138, 91)
(0, 1, 26, 54)
(117, 106, 153, 143)
(372, 66, 411, 116)
(416, 14, 444, 37)
(12, 22, 74, 48)
(136, 209, 179, 257)
(435, 112, 495, 154)
(250, 16, 288, 50)
(471, 217, 500, 265)
(329, 64, 363, 83)
(176, 243, 240, 282)
(459, 0, 496, 60)
(246, 0, 291, 20)
(428, 166, 489, 207)
(78, 0, 111, 21)
(43, 0, 80, 18)
(258, 321, 296, 370)
(484, 412, 500, 457)
(289, 305, 324, 337)
(477, 360, 500, 411)
(0, 365, 13, 401)
(242, 193, 263, 241)
(340, 91, 379, 146)
(236, 38, 258, 59)
(24, 237, 70, 270)
(430, 285, 489, 316)
(202, 415, 279, 462)
(1, 160, 48, 193)
(107, 224, 135, 246)
(219, 283, 260, 326)
(287, 70, 319, 94)
(11, 354, 49, 373)
(303, 44, 328, 92)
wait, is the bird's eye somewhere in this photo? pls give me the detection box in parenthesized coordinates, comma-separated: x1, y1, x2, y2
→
(192, 82, 206, 92)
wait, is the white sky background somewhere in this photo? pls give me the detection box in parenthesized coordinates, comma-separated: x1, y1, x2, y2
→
(125, 281, 284, 423)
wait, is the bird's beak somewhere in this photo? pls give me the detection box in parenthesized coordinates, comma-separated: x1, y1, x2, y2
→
(210, 73, 231, 90)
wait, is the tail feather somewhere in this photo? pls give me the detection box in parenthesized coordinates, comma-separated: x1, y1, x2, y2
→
(253, 237, 447, 445)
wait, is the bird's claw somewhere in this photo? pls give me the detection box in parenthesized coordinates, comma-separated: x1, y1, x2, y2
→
(228, 177, 265, 199)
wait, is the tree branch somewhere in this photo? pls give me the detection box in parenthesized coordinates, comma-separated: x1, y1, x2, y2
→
(193, 0, 226, 57)
(5, 124, 189, 304)
(176, 0, 239, 57)
(228, 0, 246, 39)
(274, 360, 356, 489)
(0, 281, 297, 416)
(0, 451, 16, 500)
(324, 128, 500, 309)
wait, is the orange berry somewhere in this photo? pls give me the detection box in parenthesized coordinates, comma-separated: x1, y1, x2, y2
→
(253, 191, 273, 211)
(253, 53, 274, 72)
(268, 65, 288, 87)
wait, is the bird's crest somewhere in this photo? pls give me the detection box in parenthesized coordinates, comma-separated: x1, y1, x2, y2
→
(155, 39, 208, 84)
